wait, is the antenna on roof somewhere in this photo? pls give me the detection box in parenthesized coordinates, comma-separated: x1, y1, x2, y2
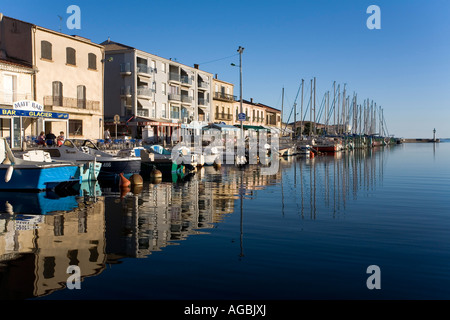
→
(57, 15, 63, 33)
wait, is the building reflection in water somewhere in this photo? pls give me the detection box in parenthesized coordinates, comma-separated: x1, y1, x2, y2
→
(0, 147, 387, 299)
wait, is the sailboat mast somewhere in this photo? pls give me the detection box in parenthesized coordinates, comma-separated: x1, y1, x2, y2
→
(301, 79, 304, 138)
(313, 77, 316, 136)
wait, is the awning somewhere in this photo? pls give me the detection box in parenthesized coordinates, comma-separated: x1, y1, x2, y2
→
(138, 99, 152, 109)
(203, 123, 240, 131)
(138, 75, 151, 83)
(238, 125, 268, 131)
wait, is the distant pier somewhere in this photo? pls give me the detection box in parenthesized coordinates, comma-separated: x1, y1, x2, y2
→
(401, 138, 440, 143)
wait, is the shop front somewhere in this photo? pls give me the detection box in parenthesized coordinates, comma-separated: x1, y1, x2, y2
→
(0, 100, 69, 149)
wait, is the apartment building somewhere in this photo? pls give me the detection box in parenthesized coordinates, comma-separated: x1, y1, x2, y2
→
(0, 14, 104, 144)
(212, 76, 236, 125)
(101, 39, 213, 142)
(233, 98, 281, 129)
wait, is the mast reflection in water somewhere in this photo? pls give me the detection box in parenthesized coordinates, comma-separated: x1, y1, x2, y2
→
(0, 143, 449, 300)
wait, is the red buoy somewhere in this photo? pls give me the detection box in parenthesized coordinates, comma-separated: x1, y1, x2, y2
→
(119, 172, 131, 188)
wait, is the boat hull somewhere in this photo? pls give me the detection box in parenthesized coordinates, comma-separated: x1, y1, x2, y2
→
(97, 158, 141, 181)
(140, 160, 186, 180)
(0, 164, 80, 191)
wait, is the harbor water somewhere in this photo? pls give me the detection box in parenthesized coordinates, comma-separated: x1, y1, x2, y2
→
(0, 141, 449, 301)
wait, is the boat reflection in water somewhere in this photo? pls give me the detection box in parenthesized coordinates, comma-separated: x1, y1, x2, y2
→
(0, 148, 388, 299)
(0, 181, 105, 299)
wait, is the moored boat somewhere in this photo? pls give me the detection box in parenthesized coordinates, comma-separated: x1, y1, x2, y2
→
(0, 138, 80, 191)
(70, 139, 141, 181)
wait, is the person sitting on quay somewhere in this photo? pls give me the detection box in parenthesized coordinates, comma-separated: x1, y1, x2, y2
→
(57, 131, 65, 146)
(45, 131, 57, 146)
(37, 131, 46, 146)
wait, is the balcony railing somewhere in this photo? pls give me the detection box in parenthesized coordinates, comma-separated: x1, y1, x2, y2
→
(137, 64, 153, 75)
(120, 86, 132, 96)
(215, 113, 232, 121)
(169, 72, 181, 82)
(137, 109, 149, 117)
(181, 95, 193, 103)
(181, 75, 192, 85)
(43, 96, 100, 111)
(120, 63, 131, 74)
(198, 81, 209, 89)
(168, 93, 181, 101)
(198, 98, 208, 106)
(137, 87, 154, 97)
(213, 92, 236, 102)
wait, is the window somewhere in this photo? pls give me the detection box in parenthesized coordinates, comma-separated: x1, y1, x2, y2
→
(77, 85, 86, 108)
(66, 47, 76, 66)
(161, 103, 166, 118)
(88, 53, 97, 70)
(69, 119, 83, 136)
(52, 81, 63, 106)
(161, 83, 166, 95)
(3, 74, 17, 104)
(170, 105, 179, 119)
(41, 41, 52, 60)
(161, 63, 166, 73)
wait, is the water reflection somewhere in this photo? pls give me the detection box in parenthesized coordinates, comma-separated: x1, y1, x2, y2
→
(0, 147, 388, 299)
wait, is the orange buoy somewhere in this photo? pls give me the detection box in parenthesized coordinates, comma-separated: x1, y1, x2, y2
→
(119, 172, 131, 188)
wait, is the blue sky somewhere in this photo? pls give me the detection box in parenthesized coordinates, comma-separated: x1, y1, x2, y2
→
(3, 0, 450, 138)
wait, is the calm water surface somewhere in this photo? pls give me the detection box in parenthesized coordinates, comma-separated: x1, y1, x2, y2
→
(0, 141, 449, 300)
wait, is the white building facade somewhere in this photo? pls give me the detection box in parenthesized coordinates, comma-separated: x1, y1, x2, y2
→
(102, 40, 213, 142)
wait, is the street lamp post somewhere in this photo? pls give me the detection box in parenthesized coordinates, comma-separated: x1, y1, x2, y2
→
(238, 46, 244, 138)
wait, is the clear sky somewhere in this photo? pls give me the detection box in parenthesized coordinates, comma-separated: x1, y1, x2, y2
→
(2, 0, 450, 138)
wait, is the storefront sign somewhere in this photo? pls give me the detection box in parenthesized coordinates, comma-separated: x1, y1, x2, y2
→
(13, 100, 44, 112)
(0, 108, 69, 119)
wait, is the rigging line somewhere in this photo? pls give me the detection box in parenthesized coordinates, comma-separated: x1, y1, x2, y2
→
(196, 53, 239, 66)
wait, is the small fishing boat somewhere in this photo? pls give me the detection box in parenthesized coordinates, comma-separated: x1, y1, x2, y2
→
(0, 138, 80, 191)
(313, 137, 343, 153)
(18, 141, 102, 182)
(69, 139, 141, 181)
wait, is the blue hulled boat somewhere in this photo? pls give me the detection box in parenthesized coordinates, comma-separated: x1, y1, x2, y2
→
(0, 138, 80, 191)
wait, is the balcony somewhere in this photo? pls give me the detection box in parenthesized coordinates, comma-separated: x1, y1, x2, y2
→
(215, 113, 232, 121)
(43, 96, 100, 112)
(181, 75, 192, 86)
(181, 95, 193, 104)
(168, 93, 181, 101)
(198, 81, 209, 90)
(213, 92, 236, 102)
(137, 64, 152, 77)
(136, 109, 149, 117)
(120, 63, 132, 76)
(198, 98, 208, 106)
(120, 86, 132, 97)
(137, 87, 154, 98)
(169, 72, 181, 83)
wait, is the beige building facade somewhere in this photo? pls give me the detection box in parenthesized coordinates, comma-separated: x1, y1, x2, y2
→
(212, 76, 236, 125)
(0, 14, 104, 146)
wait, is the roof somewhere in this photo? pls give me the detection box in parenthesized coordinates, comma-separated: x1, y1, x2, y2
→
(100, 39, 135, 51)
(0, 58, 33, 70)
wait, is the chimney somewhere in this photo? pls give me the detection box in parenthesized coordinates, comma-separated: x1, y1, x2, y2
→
(194, 64, 199, 69)
(250, 98, 253, 103)
(215, 74, 218, 79)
